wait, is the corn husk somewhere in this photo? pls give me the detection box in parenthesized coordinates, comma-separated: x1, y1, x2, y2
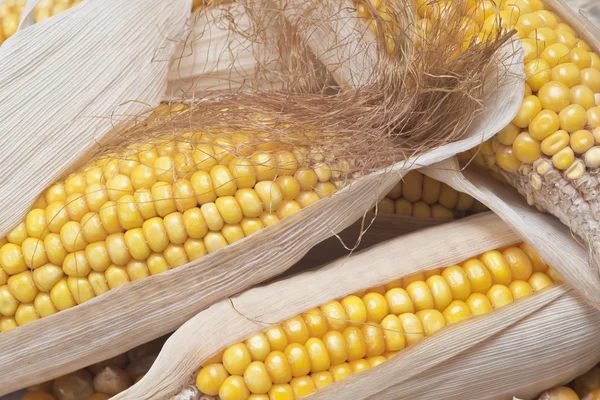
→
(0, 0, 524, 393)
(111, 213, 600, 400)
(164, 2, 284, 101)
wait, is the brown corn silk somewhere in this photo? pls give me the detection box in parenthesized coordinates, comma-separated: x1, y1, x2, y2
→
(425, 0, 600, 306)
(0, 0, 523, 394)
(113, 214, 600, 400)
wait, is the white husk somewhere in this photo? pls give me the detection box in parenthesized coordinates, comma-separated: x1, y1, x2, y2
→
(163, 2, 284, 102)
(0, 1, 524, 393)
(421, 0, 600, 307)
(0, 0, 192, 238)
(114, 213, 600, 400)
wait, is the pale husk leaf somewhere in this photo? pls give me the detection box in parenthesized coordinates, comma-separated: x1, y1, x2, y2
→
(0, 0, 191, 238)
(163, 3, 284, 101)
(0, 30, 524, 393)
(423, 158, 600, 306)
(114, 213, 600, 400)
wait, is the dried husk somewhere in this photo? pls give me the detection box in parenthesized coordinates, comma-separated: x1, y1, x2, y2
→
(111, 213, 600, 400)
(0, 0, 192, 238)
(164, 2, 285, 101)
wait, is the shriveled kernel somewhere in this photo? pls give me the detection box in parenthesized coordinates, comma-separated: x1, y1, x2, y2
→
(565, 159, 586, 180)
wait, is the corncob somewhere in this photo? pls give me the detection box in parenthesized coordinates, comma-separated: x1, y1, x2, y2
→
(377, 170, 488, 219)
(535, 364, 600, 399)
(21, 337, 166, 400)
(391, 1, 600, 266)
(0, 104, 339, 332)
(194, 243, 560, 400)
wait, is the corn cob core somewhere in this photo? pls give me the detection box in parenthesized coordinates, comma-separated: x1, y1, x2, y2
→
(0, 104, 339, 332)
(0, 0, 205, 46)
(195, 243, 559, 400)
(377, 170, 488, 219)
(21, 337, 165, 400)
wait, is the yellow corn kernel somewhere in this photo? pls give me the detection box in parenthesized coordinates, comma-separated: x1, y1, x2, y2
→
(126, 260, 151, 281)
(21, 238, 48, 269)
(15, 304, 39, 326)
(570, 85, 596, 110)
(420, 176, 441, 204)
(276, 200, 302, 219)
(33, 292, 58, 318)
(26, 209, 48, 240)
(196, 363, 230, 396)
(512, 132, 542, 164)
(201, 203, 224, 232)
(219, 375, 250, 400)
(465, 293, 493, 315)
(403, 272, 425, 287)
(0, 285, 19, 316)
(528, 272, 553, 291)
(173, 179, 197, 213)
(32, 263, 64, 293)
(320, 301, 348, 332)
(46, 202, 70, 234)
(311, 371, 333, 390)
(315, 182, 336, 199)
(398, 313, 424, 345)
(343, 326, 367, 361)
(551, 63, 581, 88)
(255, 181, 283, 213)
(223, 343, 252, 376)
(541, 130, 569, 156)
(305, 338, 331, 373)
(99, 201, 122, 234)
(60, 221, 88, 253)
(0, 243, 27, 275)
(412, 202, 431, 218)
(266, 326, 289, 352)
(509, 280, 534, 299)
(502, 247, 533, 281)
(416, 308, 446, 336)
(320, 331, 346, 365)
(513, 95, 542, 128)
(106, 174, 134, 201)
(524, 58, 551, 91)
(190, 171, 217, 205)
(552, 146, 575, 170)
(560, 105, 588, 132)
(65, 174, 87, 195)
(7, 222, 28, 245)
(385, 287, 415, 315)
(43, 234, 66, 271)
(348, 359, 370, 373)
(67, 276, 96, 304)
(282, 315, 310, 345)
(0, 316, 17, 332)
(290, 376, 315, 398)
(243, 361, 272, 395)
(245, 333, 272, 362)
(362, 292, 389, 323)
(442, 300, 472, 324)
(377, 198, 395, 214)
(65, 193, 89, 222)
(589, 107, 600, 129)
(571, 129, 595, 154)
(530, 109, 561, 140)
(405, 281, 435, 311)
(265, 351, 292, 384)
(487, 284, 514, 308)
(442, 266, 471, 301)
(495, 145, 521, 172)
(85, 242, 110, 272)
(105, 233, 131, 266)
(402, 171, 423, 203)
(362, 323, 385, 357)
(105, 265, 130, 289)
(481, 250, 513, 285)
(395, 199, 412, 216)
(46, 183, 67, 204)
(50, 278, 76, 311)
(387, 182, 402, 200)
(423, 275, 452, 312)
(497, 124, 521, 148)
(88, 271, 110, 296)
(8, 271, 38, 303)
(340, 295, 367, 326)
(462, 259, 493, 294)
(80, 212, 108, 243)
(515, 13, 545, 37)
